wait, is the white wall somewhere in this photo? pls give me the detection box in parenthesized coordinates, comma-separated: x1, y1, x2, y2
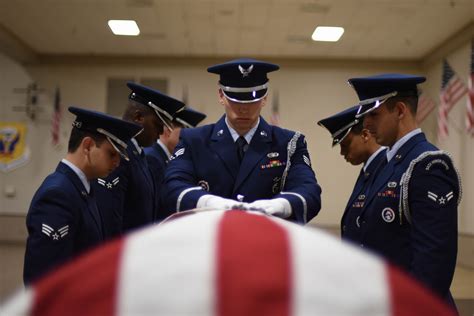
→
(421, 41, 474, 235)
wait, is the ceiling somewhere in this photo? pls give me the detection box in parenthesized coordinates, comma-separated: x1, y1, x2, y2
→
(0, 0, 473, 62)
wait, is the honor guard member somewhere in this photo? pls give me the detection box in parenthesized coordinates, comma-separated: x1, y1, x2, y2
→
(162, 58, 322, 224)
(318, 105, 386, 240)
(93, 82, 184, 239)
(145, 106, 206, 221)
(349, 74, 461, 308)
(24, 107, 141, 285)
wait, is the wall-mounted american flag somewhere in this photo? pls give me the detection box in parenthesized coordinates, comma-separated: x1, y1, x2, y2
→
(467, 40, 474, 136)
(416, 94, 436, 124)
(51, 87, 62, 146)
(270, 90, 280, 126)
(437, 59, 468, 141)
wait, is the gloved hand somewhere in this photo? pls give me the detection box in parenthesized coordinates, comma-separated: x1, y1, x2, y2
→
(247, 198, 292, 218)
(197, 194, 241, 210)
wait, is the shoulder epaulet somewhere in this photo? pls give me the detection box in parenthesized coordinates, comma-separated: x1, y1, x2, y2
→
(399, 150, 462, 224)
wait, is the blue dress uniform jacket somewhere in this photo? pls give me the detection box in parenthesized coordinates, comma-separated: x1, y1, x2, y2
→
(351, 132, 460, 304)
(24, 162, 104, 284)
(162, 116, 322, 224)
(93, 140, 156, 239)
(341, 148, 386, 240)
(144, 143, 171, 221)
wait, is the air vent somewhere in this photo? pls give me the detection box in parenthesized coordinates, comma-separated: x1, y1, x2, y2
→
(299, 3, 330, 14)
(287, 35, 312, 43)
(126, 0, 154, 8)
(218, 9, 235, 16)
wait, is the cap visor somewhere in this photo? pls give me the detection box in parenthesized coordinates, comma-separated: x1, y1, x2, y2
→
(223, 89, 268, 103)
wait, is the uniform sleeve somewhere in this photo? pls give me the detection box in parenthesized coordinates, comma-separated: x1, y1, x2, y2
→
(24, 187, 79, 284)
(162, 134, 206, 212)
(405, 153, 460, 298)
(93, 162, 129, 239)
(275, 134, 322, 224)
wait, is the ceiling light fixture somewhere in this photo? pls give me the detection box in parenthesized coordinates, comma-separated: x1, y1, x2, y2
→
(311, 26, 344, 42)
(108, 20, 140, 36)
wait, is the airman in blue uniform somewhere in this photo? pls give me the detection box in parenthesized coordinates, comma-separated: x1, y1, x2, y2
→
(24, 107, 141, 284)
(162, 58, 322, 224)
(318, 105, 386, 240)
(349, 74, 461, 308)
(93, 82, 184, 239)
(145, 106, 206, 221)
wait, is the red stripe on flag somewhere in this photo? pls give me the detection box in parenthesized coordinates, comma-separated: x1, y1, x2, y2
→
(216, 211, 291, 316)
(387, 265, 455, 316)
(33, 239, 125, 316)
(467, 74, 474, 134)
(51, 87, 61, 146)
(416, 95, 436, 124)
(442, 79, 468, 112)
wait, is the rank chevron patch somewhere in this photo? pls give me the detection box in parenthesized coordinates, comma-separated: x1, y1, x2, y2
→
(42, 224, 69, 240)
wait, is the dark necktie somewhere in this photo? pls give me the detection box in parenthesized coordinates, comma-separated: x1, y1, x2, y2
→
(236, 136, 248, 163)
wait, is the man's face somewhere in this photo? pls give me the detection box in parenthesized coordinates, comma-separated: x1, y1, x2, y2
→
(88, 138, 121, 179)
(168, 124, 182, 153)
(362, 102, 399, 147)
(339, 131, 368, 166)
(137, 112, 162, 147)
(220, 90, 265, 135)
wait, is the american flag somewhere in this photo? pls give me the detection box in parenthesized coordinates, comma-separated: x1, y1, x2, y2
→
(416, 94, 436, 124)
(467, 41, 474, 135)
(437, 59, 468, 140)
(2, 210, 455, 316)
(51, 87, 62, 146)
(270, 90, 280, 126)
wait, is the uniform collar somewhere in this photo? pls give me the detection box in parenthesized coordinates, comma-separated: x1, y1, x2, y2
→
(387, 128, 422, 162)
(225, 116, 260, 144)
(157, 139, 171, 159)
(61, 158, 90, 193)
(363, 146, 386, 172)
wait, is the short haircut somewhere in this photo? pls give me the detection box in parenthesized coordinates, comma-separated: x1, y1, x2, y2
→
(350, 119, 364, 135)
(171, 120, 184, 129)
(67, 128, 107, 153)
(386, 94, 419, 115)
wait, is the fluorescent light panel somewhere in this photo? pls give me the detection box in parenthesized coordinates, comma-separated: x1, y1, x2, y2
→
(311, 26, 344, 42)
(108, 20, 140, 36)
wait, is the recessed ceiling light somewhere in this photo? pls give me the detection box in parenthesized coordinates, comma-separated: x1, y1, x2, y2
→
(311, 26, 344, 42)
(108, 20, 140, 36)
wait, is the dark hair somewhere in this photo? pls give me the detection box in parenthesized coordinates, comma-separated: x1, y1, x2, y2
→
(350, 119, 364, 135)
(171, 120, 185, 129)
(67, 128, 106, 153)
(386, 95, 419, 115)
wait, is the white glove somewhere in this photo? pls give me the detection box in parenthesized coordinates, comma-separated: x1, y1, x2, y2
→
(247, 198, 292, 218)
(197, 194, 241, 210)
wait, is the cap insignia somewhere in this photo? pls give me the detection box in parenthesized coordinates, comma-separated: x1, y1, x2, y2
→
(238, 64, 254, 77)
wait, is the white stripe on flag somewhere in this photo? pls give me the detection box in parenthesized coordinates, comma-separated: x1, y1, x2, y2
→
(281, 219, 390, 316)
(0, 287, 34, 315)
(118, 211, 220, 316)
(467, 74, 474, 134)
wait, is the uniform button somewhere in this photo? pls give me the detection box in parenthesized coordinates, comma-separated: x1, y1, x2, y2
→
(342, 225, 346, 232)
(360, 244, 364, 248)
